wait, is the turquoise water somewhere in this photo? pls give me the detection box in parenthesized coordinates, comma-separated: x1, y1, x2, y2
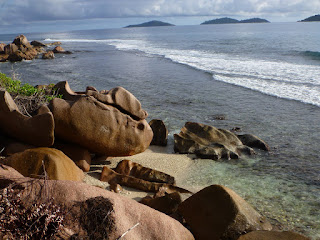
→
(0, 22, 319, 238)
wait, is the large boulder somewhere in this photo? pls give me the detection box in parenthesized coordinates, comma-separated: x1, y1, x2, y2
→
(0, 91, 54, 147)
(178, 185, 272, 240)
(149, 119, 168, 146)
(237, 230, 310, 240)
(174, 122, 256, 160)
(0, 166, 195, 240)
(114, 159, 175, 184)
(53, 81, 85, 101)
(49, 95, 153, 156)
(86, 86, 148, 120)
(3, 148, 84, 181)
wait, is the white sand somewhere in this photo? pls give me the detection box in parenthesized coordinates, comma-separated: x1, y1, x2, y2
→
(83, 145, 195, 201)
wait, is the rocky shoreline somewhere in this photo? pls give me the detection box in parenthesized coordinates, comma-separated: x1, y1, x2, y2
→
(0, 35, 71, 62)
(0, 35, 311, 239)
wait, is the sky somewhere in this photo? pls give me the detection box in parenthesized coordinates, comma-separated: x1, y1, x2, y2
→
(0, 0, 319, 34)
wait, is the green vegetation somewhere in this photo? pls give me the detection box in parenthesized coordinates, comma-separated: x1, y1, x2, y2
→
(0, 72, 61, 102)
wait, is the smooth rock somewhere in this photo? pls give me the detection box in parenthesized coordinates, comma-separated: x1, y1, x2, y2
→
(86, 86, 148, 120)
(53, 81, 84, 101)
(0, 91, 54, 147)
(3, 148, 84, 181)
(237, 230, 310, 240)
(49, 96, 153, 156)
(114, 159, 175, 184)
(149, 119, 168, 146)
(0, 166, 194, 240)
(178, 184, 272, 240)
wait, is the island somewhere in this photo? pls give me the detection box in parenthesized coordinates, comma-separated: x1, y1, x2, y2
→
(201, 17, 239, 25)
(299, 14, 320, 22)
(125, 20, 175, 28)
(201, 17, 270, 25)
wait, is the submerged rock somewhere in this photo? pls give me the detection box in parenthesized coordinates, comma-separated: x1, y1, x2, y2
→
(178, 185, 272, 240)
(174, 122, 256, 160)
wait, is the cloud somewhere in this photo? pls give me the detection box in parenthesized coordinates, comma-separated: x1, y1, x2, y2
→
(0, 0, 319, 24)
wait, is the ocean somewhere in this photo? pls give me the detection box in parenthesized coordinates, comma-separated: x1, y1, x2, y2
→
(0, 22, 319, 238)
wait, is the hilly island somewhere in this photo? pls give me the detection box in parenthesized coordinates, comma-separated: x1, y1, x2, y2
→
(299, 14, 320, 22)
(125, 20, 175, 28)
(201, 17, 270, 25)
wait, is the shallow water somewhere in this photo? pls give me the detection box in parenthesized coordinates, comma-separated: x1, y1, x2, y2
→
(0, 23, 319, 238)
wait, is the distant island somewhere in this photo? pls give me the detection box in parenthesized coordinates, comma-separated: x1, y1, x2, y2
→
(125, 20, 175, 28)
(201, 17, 270, 25)
(299, 14, 320, 22)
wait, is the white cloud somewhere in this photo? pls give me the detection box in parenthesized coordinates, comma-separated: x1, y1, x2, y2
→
(0, 0, 319, 24)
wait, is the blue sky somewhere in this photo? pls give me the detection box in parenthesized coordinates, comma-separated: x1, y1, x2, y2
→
(0, 0, 319, 34)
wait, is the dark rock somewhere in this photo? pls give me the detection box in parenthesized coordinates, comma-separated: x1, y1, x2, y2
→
(54, 142, 91, 172)
(178, 185, 272, 240)
(237, 230, 311, 240)
(149, 119, 168, 146)
(140, 191, 182, 215)
(114, 159, 175, 184)
(237, 134, 270, 151)
(31, 40, 46, 47)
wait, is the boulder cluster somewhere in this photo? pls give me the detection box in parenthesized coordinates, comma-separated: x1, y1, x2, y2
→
(0, 81, 153, 180)
(0, 77, 310, 239)
(0, 35, 71, 62)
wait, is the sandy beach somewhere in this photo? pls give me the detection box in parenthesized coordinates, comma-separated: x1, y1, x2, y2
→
(84, 145, 197, 201)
